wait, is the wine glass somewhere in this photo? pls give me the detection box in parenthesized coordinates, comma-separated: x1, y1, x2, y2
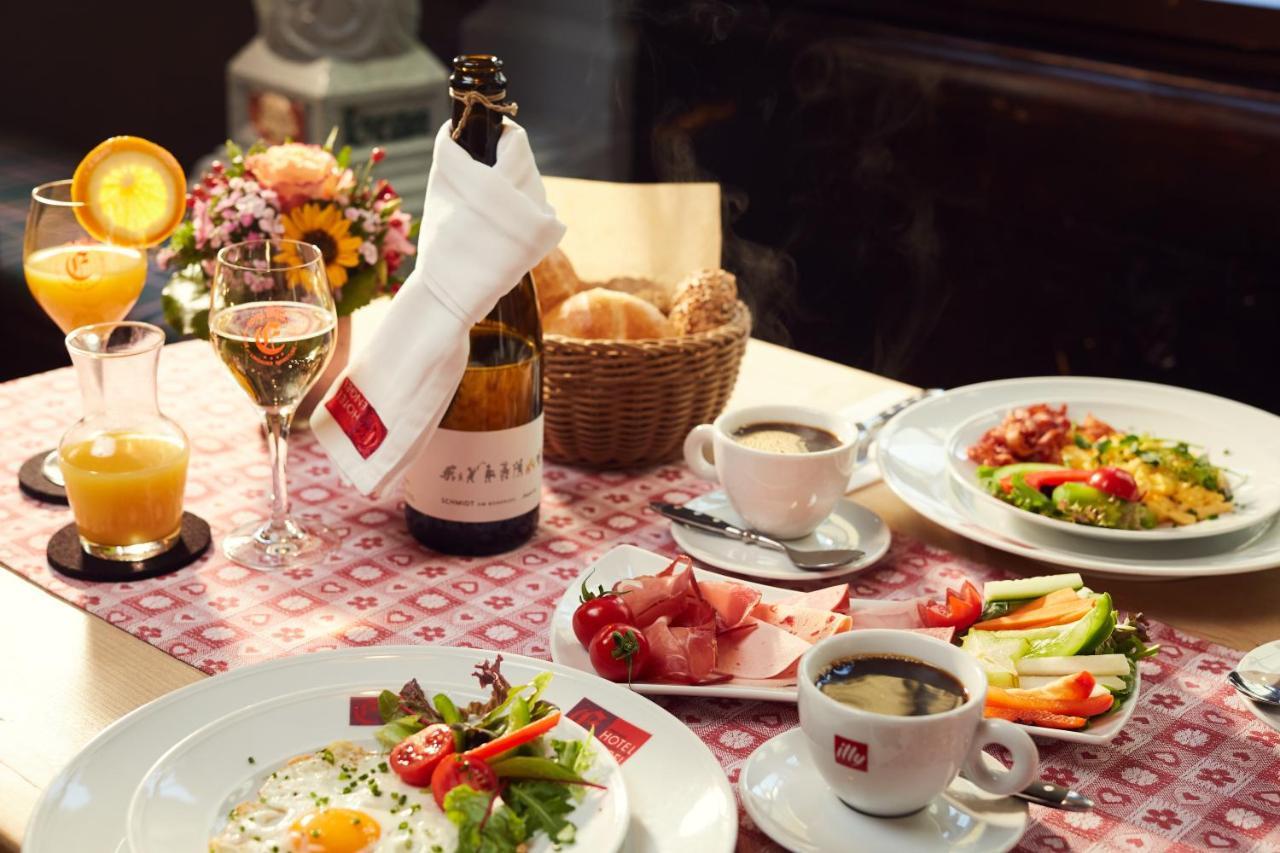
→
(210, 239, 339, 569)
(22, 180, 148, 492)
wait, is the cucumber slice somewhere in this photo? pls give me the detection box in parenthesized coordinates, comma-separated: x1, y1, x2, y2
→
(960, 631, 1030, 688)
(983, 573, 1084, 602)
(1016, 654, 1130, 677)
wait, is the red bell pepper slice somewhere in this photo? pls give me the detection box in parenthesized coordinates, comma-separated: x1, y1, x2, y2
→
(1000, 468, 1091, 494)
(984, 706, 1089, 730)
(986, 685, 1115, 717)
(1000, 466, 1141, 502)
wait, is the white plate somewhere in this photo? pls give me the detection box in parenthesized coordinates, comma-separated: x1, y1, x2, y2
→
(878, 376, 1280, 579)
(739, 729, 1026, 853)
(669, 491, 891, 581)
(553, 545, 901, 702)
(128, 682, 628, 853)
(25, 647, 737, 853)
(1235, 641, 1280, 734)
(945, 402, 1280, 542)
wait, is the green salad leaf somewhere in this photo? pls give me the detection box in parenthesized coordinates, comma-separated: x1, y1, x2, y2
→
(506, 780, 578, 845)
(444, 785, 528, 853)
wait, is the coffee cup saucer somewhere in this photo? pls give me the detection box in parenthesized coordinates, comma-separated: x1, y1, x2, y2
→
(668, 490, 890, 581)
(739, 729, 1028, 853)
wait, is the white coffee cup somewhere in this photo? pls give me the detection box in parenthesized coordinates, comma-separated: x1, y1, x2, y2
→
(797, 629, 1038, 817)
(682, 404, 857, 539)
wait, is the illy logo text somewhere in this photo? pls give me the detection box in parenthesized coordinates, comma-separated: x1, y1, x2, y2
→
(834, 735, 868, 771)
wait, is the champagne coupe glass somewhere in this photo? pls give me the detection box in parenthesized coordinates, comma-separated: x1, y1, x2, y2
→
(22, 180, 148, 490)
(210, 240, 339, 569)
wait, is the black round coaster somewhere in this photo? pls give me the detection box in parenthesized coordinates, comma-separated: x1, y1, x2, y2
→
(47, 512, 211, 582)
(19, 449, 68, 505)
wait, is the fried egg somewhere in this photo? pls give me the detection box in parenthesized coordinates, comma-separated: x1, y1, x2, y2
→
(209, 740, 457, 853)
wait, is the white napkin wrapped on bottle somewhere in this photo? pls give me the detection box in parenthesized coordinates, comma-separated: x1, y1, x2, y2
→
(311, 119, 565, 496)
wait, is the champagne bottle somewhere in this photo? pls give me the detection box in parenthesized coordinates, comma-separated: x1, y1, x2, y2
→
(403, 55, 544, 556)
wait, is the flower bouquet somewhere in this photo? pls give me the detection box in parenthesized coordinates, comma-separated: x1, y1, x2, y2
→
(159, 134, 416, 336)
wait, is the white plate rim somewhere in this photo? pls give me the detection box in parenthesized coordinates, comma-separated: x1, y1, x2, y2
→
(669, 491, 891, 581)
(878, 376, 1280, 579)
(942, 403, 1277, 543)
(24, 646, 737, 853)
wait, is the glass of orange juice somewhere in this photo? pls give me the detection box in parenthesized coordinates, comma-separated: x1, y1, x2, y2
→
(59, 322, 189, 561)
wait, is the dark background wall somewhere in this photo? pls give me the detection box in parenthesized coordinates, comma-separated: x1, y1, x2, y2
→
(3, 0, 1279, 413)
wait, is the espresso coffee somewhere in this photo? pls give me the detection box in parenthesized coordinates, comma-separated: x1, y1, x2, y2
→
(815, 654, 967, 717)
(731, 421, 841, 454)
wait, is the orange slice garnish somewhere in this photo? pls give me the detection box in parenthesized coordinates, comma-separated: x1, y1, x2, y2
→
(71, 136, 187, 248)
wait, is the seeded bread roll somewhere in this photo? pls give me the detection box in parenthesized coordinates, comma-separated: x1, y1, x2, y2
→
(669, 268, 738, 334)
(543, 287, 673, 340)
(531, 247, 585, 315)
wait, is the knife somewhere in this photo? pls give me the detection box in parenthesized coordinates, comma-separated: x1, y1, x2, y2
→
(649, 501, 864, 570)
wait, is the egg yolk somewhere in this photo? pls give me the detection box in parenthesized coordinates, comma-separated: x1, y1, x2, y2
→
(289, 807, 381, 852)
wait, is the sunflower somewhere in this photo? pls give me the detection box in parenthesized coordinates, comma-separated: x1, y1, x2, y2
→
(278, 203, 363, 288)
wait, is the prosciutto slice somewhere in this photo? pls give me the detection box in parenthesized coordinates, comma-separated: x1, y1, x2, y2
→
(613, 556, 701, 628)
(699, 580, 762, 631)
(715, 618, 813, 679)
(643, 616, 719, 683)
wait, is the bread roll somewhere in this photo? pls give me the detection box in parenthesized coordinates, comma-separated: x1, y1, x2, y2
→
(531, 248, 584, 315)
(599, 276, 674, 314)
(543, 287, 673, 340)
(669, 268, 738, 334)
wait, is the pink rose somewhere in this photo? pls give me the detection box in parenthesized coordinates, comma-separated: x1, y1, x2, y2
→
(245, 143, 354, 210)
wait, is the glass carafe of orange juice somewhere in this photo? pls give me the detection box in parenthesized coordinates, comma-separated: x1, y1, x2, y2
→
(59, 322, 189, 561)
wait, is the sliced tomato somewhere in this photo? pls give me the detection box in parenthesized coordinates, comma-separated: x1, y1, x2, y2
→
(917, 580, 983, 630)
(1088, 467, 1142, 502)
(389, 723, 456, 787)
(984, 705, 1088, 730)
(431, 754, 499, 809)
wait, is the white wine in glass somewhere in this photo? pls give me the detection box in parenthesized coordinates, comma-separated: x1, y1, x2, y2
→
(210, 240, 339, 569)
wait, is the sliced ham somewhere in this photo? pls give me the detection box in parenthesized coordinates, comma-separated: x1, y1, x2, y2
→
(643, 616, 719, 684)
(848, 597, 928, 629)
(751, 601, 852, 643)
(714, 618, 813, 679)
(774, 583, 849, 613)
(699, 580, 762, 632)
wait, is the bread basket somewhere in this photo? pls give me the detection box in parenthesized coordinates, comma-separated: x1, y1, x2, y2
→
(542, 301, 752, 468)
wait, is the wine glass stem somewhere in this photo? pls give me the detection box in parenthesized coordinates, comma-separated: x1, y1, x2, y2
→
(264, 411, 293, 533)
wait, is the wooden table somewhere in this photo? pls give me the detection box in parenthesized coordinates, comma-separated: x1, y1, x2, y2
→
(2, 338, 1277, 851)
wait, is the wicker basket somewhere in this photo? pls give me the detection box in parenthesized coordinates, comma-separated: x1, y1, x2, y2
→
(543, 301, 752, 468)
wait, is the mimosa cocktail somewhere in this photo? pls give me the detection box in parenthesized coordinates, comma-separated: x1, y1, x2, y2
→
(25, 243, 147, 333)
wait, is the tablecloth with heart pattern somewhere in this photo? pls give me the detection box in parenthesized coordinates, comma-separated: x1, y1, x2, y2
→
(2, 340, 1277, 852)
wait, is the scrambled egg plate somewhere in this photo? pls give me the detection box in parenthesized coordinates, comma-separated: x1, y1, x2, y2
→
(1062, 434, 1233, 527)
(210, 741, 457, 853)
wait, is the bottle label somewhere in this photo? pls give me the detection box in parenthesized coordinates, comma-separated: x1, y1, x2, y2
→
(403, 416, 543, 523)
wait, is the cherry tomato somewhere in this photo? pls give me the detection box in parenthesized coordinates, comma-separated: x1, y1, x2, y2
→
(917, 580, 983, 630)
(573, 591, 635, 648)
(1087, 467, 1142, 502)
(588, 623, 650, 683)
(431, 753, 499, 809)
(389, 723, 455, 787)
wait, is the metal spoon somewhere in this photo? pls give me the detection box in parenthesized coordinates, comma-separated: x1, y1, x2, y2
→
(1228, 670, 1280, 707)
(650, 501, 864, 571)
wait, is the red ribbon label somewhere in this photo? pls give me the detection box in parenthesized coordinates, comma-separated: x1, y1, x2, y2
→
(566, 698, 652, 764)
(325, 378, 387, 459)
